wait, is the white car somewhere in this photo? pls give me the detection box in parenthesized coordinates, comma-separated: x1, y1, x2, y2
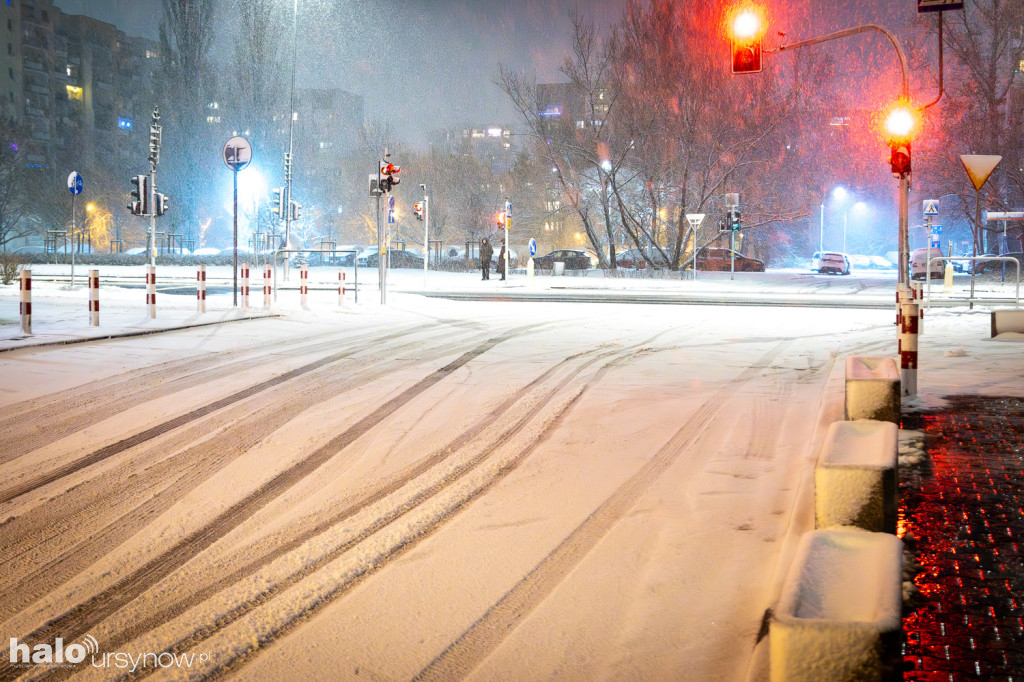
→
(812, 251, 850, 275)
(910, 247, 944, 280)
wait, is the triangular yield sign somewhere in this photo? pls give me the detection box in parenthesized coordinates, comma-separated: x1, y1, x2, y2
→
(685, 213, 706, 228)
(959, 154, 1002, 191)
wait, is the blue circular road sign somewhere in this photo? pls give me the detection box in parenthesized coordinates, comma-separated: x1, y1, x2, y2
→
(67, 171, 83, 195)
(528, 238, 537, 256)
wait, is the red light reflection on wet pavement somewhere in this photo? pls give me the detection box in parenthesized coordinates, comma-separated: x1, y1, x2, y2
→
(900, 396, 1024, 681)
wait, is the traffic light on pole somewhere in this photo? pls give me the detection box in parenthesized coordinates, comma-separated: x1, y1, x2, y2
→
(290, 200, 301, 221)
(731, 11, 762, 74)
(154, 192, 168, 216)
(413, 202, 423, 221)
(380, 162, 401, 191)
(885, 104, 915, 178)
(731, 207, 742, 230)
(129, 174, 149, 215)
(496, 210, 506, 226)
(272, 187, 285, 218)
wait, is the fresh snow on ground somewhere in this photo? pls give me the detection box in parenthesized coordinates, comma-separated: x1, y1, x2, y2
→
(0, 265, 1020, 681)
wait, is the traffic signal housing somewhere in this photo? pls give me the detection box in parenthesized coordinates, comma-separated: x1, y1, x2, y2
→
(496, 210, 507, 226)
(413, 202, 424, 221)
(128, 174, 149, 215)
(730, 207, 742, 230)
(272, 187, 285, 219)
(731, 12, 763, 74)
(885, 104, 915, 178)
(154, 192, 168, 216)
(380, 162, 401, 191)
(290, 200, 301, 221)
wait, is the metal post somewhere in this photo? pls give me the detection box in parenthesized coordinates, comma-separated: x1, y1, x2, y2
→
(970, 188, 979, 310)
(819, 201, 824, 255)
(422, 186, 429, 288)
(146, 264, 156, 319)
(301, 264, 309, 308)
(89, 269, 99, 326)
(241, 263, 250, 311)
(379, 189, 386, 305)
(233, 169, 239, 307)
(730, 229, 736, 280)
(900, 301, 919, 398)
(339, 270, 345, 305)
(197, 265, 206, 313)
(264, 264, 272, 307)
(504, 199, 511, 284)
(70, 193, 76, 289)
(19, 269, 31, 334)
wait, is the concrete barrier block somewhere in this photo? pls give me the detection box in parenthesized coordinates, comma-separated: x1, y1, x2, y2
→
(845, 357, 900, 423)
(991, 309, 1024, 337)
(815, 421, 898, 533)
(771, 529, 903, 682)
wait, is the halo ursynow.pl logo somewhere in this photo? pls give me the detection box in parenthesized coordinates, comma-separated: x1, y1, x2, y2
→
(8, 634, 98, 666)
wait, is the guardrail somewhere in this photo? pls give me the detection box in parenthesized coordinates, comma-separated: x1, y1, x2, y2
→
(925, 256, 1020, 310)
(273, 249, 359, 304)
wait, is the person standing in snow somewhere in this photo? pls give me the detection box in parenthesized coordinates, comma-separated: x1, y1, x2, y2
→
(480, 237, 493, 280)
(497, 239, 507, 281)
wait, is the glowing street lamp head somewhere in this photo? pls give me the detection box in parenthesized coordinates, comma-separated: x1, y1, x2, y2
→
(733, 12, 759, 40)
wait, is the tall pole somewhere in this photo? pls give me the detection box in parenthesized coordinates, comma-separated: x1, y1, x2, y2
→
(421, 184, 429, 288)
(284, 0, 298, 276)
(378, 190, 384, 305)
(70, 193, 76, 288)
(899, 174, 910, 286)
(504, 199, 511, 285)
(819, 201, 824, 255)
(969, 187, 980, 310)
(233, 169, 239, 307)
(843, 209, 848, 254)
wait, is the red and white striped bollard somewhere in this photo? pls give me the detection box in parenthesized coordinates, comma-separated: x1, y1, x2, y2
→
(146, 265, 156, 319)
(241, 263, 250, 311)
(910, 281, 924, 334)
(338, 270, 346, 306)
(263, 264, 272, 307)
(197, 265, 206, 313)
(88, 269, 99, 326)
(19, 269, 31, 334)
(900, 301, 918, 398)
(301, 264, 309, 308)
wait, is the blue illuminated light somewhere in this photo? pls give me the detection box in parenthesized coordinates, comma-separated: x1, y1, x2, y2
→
(538, 106, 562, 118)
(118, 117, 133, 130)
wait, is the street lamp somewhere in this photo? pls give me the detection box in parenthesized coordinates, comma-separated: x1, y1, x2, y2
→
(820, 186, 848, 255)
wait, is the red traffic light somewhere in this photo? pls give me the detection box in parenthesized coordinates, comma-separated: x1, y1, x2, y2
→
(889, 142, 911, 177)
(496, 211, 506, 225)
(731, 11, 763, 74)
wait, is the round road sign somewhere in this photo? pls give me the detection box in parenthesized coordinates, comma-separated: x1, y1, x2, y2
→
(528, 238, 537, 256)
(67, 171, 83, 195)
(222, 136, 253, 172)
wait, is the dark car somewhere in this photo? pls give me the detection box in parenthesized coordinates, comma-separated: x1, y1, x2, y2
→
(615, 247, 672, 269)
(532, 249, 591, 270)
(363, 250, 424, 269)
(971, 253, 1023, 275)
(695, 247, 765, 272)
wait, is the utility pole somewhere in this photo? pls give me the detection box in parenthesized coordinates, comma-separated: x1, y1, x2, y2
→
(421, 184, 429, 288)
(149, 107, 161, 267)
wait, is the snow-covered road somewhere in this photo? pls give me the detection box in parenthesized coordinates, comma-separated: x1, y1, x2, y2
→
(0, 294, 905, 681)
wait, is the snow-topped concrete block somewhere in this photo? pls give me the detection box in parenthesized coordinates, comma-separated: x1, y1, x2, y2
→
(771, 529, 903, 682)
(815, 421, 898, 533)
(844, 357, 900, 423)
(991, 309, 1024, 338)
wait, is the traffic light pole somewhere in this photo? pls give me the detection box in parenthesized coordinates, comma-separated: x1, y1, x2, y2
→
(421, 185, 429, 288)
(772, 24, 910, 286)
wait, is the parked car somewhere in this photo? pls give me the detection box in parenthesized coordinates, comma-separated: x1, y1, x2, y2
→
(813, 251, 850, 275)
(615, 247, 672, 269)
(363, 250, 424, 269)
(867, 255, 895, 269)
(696, 247, 765, 272)
(971, 252, 1024, 275)
(531, 249, 591, 270)
(910, 247, 944, 280)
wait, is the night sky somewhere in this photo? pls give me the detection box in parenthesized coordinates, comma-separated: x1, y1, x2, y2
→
(53, 0, 625, 143)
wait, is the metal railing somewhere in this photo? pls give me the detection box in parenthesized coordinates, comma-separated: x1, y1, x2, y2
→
(925, 256, 1020, 310)
(273, 249, 360, 303)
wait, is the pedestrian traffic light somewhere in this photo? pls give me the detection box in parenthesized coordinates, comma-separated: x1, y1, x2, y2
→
(889, 142, 911, 177)
(730, 207, 742, 230)
(413, 202, 423, 220)
(155, 191, 168, 216)
(272, 187, 285, 219)
(496, 210, 506, 226)
(290, 200, 301, 221)
(128, 174, 149, 215)
(731, 11, 762, 74)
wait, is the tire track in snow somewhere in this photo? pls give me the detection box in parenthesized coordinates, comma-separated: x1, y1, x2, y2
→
(0, 323, 444, 505)
(132, 333, 677, 680)
(0, 324, 546, 682)
(0, 323, 435, 465)
(91, 340, 652, 669)
(0, 326, 484, 621)
(414, 339, 794, 681)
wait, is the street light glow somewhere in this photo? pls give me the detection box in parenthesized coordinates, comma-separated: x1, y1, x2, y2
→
(733, 12, 759, 40)
(885, 106, 915, 140)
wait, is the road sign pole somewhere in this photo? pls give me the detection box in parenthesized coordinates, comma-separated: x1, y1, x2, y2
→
(233, 168, 238, 307)
(423, 190, 429, 289)
(70, 192, 76, 289)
